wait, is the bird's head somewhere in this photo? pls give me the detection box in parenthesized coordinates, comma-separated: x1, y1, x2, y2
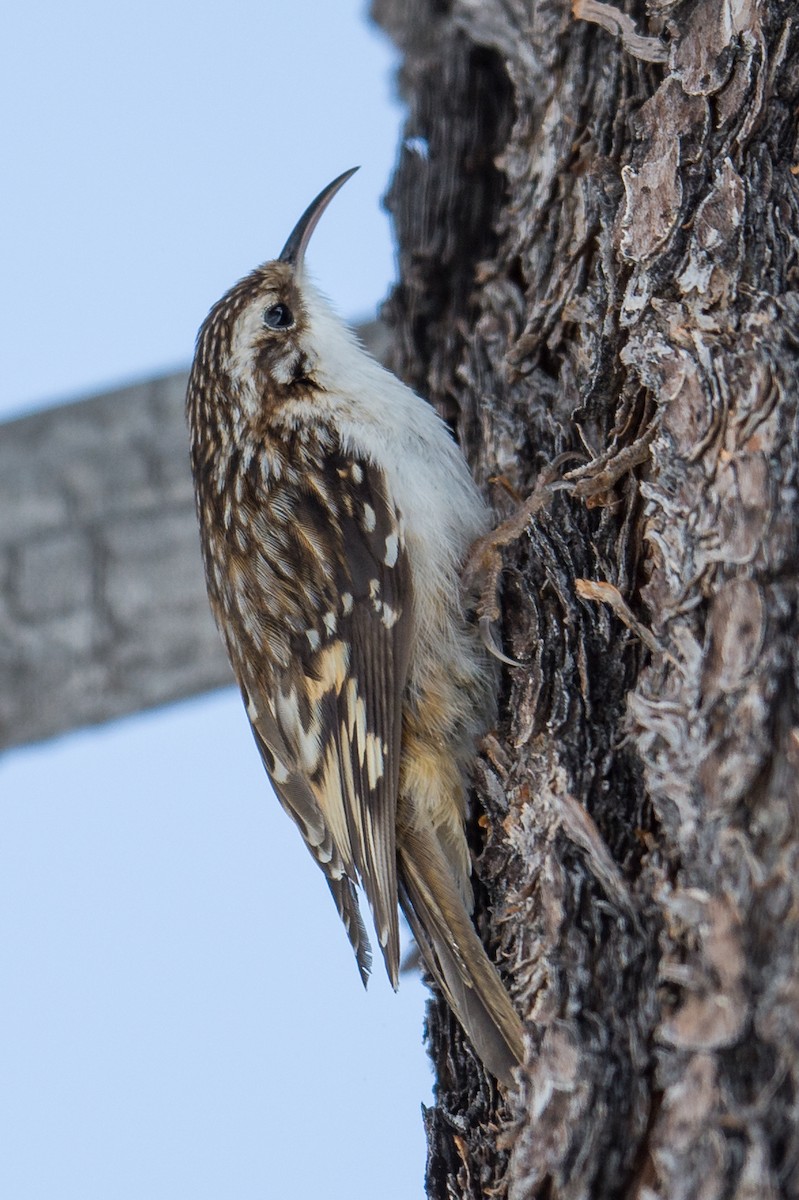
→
(190, 168, 361, 431)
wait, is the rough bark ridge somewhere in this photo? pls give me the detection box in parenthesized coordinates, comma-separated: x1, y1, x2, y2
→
(371, 1, 799, 1197)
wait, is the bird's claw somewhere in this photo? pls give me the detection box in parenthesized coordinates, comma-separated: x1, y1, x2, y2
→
(464, 463, 577, 671)
(479, 615, 521, 668)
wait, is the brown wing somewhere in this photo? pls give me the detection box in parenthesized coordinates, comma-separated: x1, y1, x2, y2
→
(250, 713, 373, 984)
(241, 451, 412, 988)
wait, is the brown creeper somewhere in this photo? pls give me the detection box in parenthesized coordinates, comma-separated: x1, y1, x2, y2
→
(186, 169, 524, 1084)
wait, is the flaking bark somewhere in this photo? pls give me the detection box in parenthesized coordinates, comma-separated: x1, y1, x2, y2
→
(371, 1, 799, 1197)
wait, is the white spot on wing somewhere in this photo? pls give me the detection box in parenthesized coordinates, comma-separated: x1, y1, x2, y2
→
(271, 754, 290, 784)
(381, 604, 400, 629)
(307, 628, 321, 650)
(384, 533, 399, 566)
(365, 734, 385, 789)
(275, 687, 321, 774)
(362, 504, 376, 532)
(341, 592, 353, 615)
(368, 577, 386, 619)
(345, 678, 368, 769)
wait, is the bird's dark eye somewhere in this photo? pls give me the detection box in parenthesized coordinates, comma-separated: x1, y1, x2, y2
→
(263, 302, 294, 330)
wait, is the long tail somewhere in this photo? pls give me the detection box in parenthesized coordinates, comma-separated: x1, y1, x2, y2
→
(397, 823, 524, 1086)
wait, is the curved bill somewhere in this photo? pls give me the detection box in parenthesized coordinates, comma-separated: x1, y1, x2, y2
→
(278, 167, 360, 267)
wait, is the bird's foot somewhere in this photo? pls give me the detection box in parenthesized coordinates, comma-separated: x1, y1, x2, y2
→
(462, 455, 580, 666)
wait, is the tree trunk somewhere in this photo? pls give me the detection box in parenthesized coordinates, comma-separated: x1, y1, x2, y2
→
(370, 1, 799, 1197)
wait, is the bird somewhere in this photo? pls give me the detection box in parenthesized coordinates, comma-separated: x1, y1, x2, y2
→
(185, 167, 525, 1085)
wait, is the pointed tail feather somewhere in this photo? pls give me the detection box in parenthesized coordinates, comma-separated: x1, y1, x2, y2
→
(398, 824, 524, 1086)
(327, 875, 372, 987)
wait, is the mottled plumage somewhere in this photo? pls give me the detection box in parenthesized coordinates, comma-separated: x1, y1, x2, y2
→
(186, 169, 524, 1083)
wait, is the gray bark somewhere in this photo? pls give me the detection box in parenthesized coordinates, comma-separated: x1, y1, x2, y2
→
(0, 370, 229, 750)
(371, 0, 799, 1197)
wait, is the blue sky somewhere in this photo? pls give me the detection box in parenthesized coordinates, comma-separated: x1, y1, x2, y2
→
(1, 4, 432, 1197)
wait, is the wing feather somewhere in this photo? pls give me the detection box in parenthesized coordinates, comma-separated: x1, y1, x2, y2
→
(241, 450, 411, 988)
(250, 717, 372, 984)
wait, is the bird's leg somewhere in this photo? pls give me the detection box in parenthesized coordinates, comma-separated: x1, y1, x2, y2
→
(464, 428, 658, 665)
(462, 456, 579, 667)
